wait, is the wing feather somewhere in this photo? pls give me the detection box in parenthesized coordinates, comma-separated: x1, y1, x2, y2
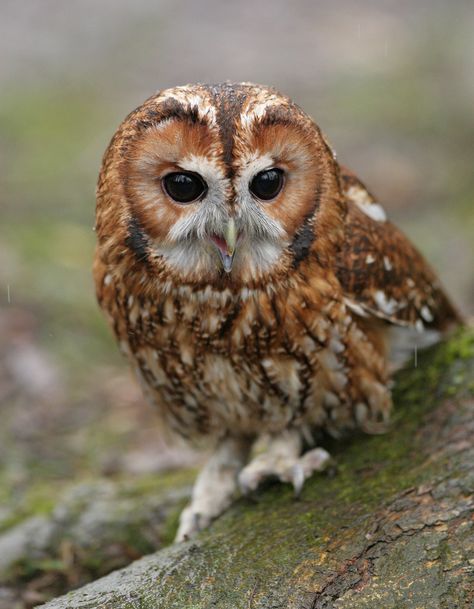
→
(336, 167, 461, 332)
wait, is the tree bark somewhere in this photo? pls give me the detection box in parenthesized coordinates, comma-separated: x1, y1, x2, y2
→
(38, 329, 474, 609)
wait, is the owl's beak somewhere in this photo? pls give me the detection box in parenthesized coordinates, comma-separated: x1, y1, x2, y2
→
(210, 218, 237, 273)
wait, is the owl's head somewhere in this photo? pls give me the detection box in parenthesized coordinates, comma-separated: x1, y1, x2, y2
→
(96, 83, 344, 289)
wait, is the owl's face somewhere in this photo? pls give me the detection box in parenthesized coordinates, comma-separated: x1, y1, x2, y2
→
(105, 83, 341, 288)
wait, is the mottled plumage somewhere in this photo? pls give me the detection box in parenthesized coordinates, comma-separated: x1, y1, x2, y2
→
(93, 82, 460, 540)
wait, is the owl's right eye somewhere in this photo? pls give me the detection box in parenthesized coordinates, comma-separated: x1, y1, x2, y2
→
(249, 168, 284, 201)
(162, 172, 207, 204)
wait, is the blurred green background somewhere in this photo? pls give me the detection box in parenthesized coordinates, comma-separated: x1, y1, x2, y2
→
(0, 0, 473, 556)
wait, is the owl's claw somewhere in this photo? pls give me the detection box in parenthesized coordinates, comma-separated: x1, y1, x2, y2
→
(291, 463, 306, 497)
(175, 507, 213, 543)
(238, 431, 332, 497)
(291, 447, 333, 496)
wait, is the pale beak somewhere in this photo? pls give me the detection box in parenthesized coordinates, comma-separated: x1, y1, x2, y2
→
(210, 218, 238, 273)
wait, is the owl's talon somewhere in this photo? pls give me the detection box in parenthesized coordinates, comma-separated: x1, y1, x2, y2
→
(238, 476, 253, 496)
(238, 467, 266, 495)
(299, 447, 332, 477)
(237, 431, 333, 497)
(291, 463, 305, 498)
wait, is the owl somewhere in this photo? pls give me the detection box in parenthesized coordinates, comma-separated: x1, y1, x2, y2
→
(93, 82, 460, 541)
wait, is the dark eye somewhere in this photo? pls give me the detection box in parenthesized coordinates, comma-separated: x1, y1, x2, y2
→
(249, 168, 284, 201)
(162, 172, 207, 203)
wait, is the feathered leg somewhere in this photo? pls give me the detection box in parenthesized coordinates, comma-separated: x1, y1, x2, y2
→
(176, 435, 251, 542)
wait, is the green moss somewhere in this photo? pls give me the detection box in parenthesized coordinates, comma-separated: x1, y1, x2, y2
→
(0, 478, 62, 534)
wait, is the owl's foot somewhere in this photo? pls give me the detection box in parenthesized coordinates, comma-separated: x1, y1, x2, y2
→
(175, 436, 251, 543)
(238, 430, 331, 497)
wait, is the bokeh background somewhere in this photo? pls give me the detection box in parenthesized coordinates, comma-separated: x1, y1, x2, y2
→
(0, 0, 473, 602)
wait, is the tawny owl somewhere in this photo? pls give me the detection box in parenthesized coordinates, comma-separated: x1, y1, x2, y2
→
(93, 82, 460, 541)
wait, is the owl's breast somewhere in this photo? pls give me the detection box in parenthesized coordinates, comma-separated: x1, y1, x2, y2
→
(114, 282, 380, 439)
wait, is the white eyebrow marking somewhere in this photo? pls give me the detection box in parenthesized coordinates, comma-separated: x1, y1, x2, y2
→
(237, 152, 275, 183)
(240, 93, 285, 129)
(159, 88, 217, 125)
(179, 154, 226, 182)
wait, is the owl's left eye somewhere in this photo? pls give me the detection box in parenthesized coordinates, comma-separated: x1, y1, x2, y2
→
(249, 168, 284, 201)
(162, 172, 207, 204)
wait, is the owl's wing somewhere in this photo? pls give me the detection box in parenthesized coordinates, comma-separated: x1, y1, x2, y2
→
(336, 166, 461, 332)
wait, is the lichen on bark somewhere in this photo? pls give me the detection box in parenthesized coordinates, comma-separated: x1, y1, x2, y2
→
(33, 328, 474, 609)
